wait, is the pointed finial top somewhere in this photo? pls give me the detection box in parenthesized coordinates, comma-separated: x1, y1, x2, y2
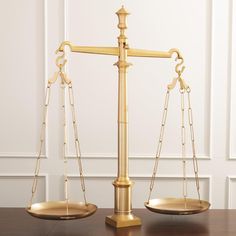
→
(116, 5, 129, 15)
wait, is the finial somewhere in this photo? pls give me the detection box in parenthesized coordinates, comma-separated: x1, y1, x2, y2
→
(116, 5, 129, 15)
(116, 6, 129, 30)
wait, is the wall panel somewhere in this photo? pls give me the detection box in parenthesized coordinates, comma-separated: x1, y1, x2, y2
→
(0, 0, 235, 210)
(227, 177, 236, 208)
(0, 175, 47, 207)
(66, 0, 211, 159)
(68, 175, 210, 208)
(0, 0, 45, 157)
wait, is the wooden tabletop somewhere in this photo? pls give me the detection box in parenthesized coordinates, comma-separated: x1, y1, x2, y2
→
(0, 208, 236, 236)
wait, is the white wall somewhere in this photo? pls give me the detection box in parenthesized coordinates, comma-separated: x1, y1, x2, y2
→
(0, 0, 235, 209)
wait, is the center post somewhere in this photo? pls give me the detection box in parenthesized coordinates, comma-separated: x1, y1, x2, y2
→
(105, 6, 142, 228)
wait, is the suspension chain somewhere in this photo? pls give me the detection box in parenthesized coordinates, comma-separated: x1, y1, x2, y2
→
(68, 82, 87, 205)
(147, 89, 170, 202)
(29, 82, 51, 207)
(29, 51, 88, 207)
(148, 53, 201, 203)
(180, 89, 187, 200)
(187, 88, 201, 202)
(61, 80, 69, 206)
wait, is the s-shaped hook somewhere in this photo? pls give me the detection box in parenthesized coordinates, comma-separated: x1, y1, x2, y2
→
(167, 51, 189, 91)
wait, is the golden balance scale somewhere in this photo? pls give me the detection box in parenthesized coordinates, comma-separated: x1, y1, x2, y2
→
(26, 6, 210, 228)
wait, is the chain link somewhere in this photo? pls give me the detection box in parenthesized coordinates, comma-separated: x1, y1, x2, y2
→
(29, 82, 51, 207)
(180, 89, 187, 200)
(187, 88, 201, 202)
(68, 83, 87, 204)
(147, 89, 170, 202)
(61, 81, 69, 209)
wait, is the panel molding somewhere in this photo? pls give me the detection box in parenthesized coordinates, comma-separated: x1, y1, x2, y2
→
(0, 0, 49, 160)
(227, 176, 236, 208)
(0, 0, 227, 208)
(68, 174, 212, 202)
(0, 174, 49, 202)
(68, 153, 210, 160)
(43, 0, 49, 159)
(64, 0, 213, 161)
(207, 0, 214, 160)
(0, 153, 46, 159)
(228, 0, 236, 159)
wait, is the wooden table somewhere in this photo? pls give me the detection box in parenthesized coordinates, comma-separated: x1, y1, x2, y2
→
(0, 208, 236, 236)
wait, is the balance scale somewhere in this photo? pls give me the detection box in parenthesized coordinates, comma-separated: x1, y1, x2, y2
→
(26, 6, 210, 228)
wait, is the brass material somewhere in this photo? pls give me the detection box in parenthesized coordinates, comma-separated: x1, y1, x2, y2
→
(56, 41, 182, 59)
(48, 52, 71, 84)
(68, 83, 87, 204)
(144, 198, 210, 215)
(147, 89, 170, 203)
(55, 50, 67, 69)
(106, 214, 141, 228)
(168, 56, 189, 91)
(57, 43, 182, 59)
(29, 81, 51, 207)
(57, 40, 182, 59)
(59, 43, 119, 56)
(26, 201, 97, 220)
(61, 77, 69, 206)
(180, 90, 187, 201)
(127, 48, 173, 58)
(146, 60, 209, 215)
(29, 5, 209, 225)
(167, 76, 189, 91)
(187, 88, 201, 202)
(28, 56, 96, 219)
(105, 6, 141, 228)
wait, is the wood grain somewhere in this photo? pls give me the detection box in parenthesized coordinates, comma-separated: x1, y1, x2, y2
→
(0, 209, 236, 236)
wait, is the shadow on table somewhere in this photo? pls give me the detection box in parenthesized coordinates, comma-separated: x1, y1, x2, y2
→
(145, 219, 209, 236)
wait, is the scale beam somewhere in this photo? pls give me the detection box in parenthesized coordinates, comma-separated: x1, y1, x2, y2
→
(128, 48, 171, 58)
(57, 41, 182, 59)
(58, 42, 119, 56)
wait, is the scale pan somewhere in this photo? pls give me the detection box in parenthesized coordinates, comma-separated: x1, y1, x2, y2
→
(26, 201, 97, 220)
(145, 198, 210, 215)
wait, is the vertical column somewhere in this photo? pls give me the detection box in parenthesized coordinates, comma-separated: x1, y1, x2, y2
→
(105, 6, 141, 228)
(115, 6, 131, 181)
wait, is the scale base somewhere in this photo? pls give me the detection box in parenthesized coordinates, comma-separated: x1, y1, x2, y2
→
(105, 213, 141, 228)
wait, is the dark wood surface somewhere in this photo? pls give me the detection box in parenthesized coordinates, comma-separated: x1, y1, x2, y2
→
(0, 208, 236, 236)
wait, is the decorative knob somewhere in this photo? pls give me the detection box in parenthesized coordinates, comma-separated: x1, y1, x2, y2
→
(116, 6, 129, 30)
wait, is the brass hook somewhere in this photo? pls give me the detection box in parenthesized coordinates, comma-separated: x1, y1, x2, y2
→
(168, 48, 185, 75)
(48, 50, 71, 84)
(56, 41, 73, 53)
(175, 56, 185, 76)
(55, 50, 67, 69)
(167, 53, 189, 91)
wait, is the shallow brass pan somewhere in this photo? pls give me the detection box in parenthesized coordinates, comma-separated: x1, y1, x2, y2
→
(26, 201, 97, 220)
(145, 198, 210, 215)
